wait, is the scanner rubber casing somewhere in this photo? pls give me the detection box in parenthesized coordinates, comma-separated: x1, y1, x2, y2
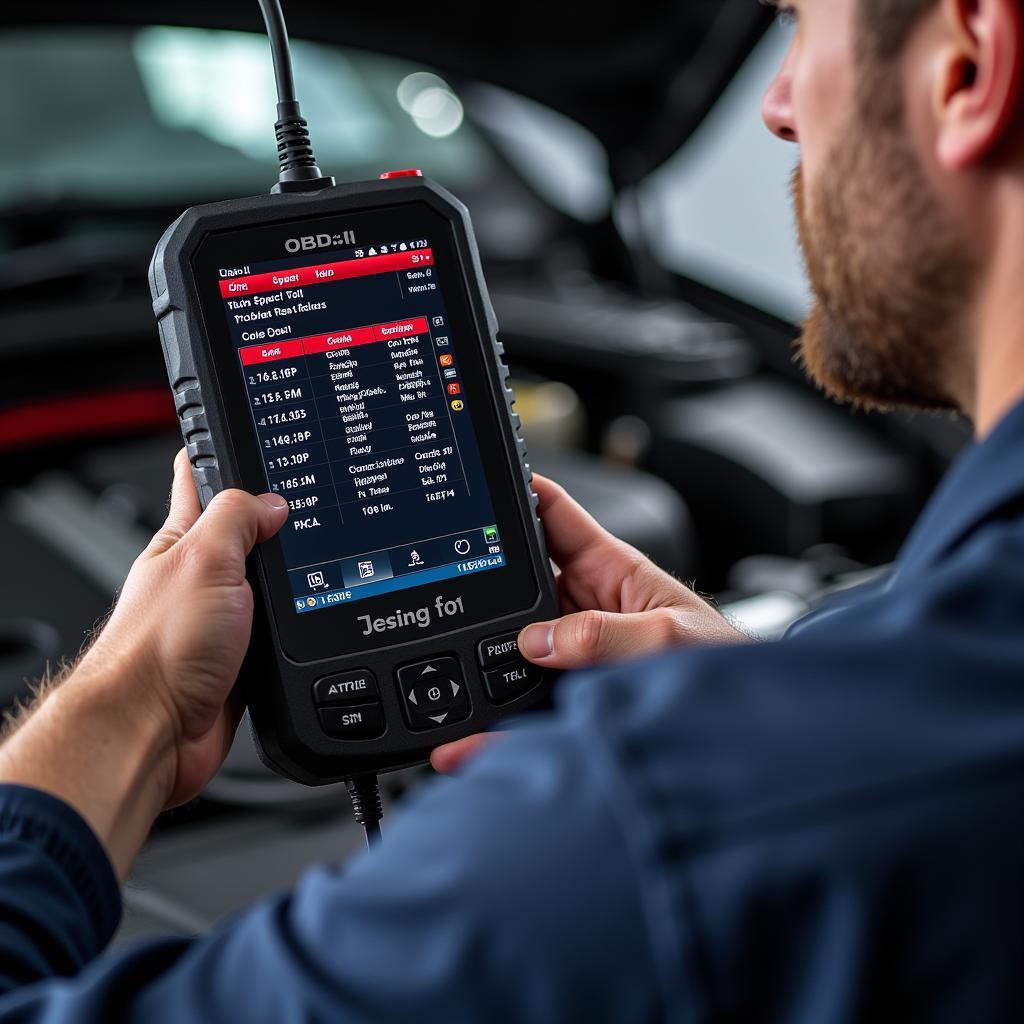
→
(149, 176, 558, 784)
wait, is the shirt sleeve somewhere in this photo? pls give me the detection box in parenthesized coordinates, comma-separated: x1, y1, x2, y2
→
(0, 714, 664, 1024)
(0, 785, 121, 992)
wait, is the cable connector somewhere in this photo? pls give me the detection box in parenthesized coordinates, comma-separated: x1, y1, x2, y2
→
(274, 100, 317, 175)
(346, 774, 383, 848)
(270, 100, 334, 193)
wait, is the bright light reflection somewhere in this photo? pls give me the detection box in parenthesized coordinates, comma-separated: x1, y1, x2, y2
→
(397, 72, 464, 138)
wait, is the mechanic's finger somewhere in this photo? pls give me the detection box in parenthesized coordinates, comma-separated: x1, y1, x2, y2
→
(186, 488, 289, 570)
(532, 475, 623, 568)
(519, 608, 689, 669)
(147, 448, 204, 555)
(535, 475, 691, 611)
(430, 733, 495, 775)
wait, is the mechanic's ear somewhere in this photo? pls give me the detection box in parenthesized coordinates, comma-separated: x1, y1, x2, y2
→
(934, 0, 1023, 169)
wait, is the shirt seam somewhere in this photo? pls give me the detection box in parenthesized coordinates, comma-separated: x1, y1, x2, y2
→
(660, 747, 1024, 859)
(576, 715, 708, 1024)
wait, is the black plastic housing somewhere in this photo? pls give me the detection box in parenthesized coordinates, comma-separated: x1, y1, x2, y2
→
(149, 176, 557, 784)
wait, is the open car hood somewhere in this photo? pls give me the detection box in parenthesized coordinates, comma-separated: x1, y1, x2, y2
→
(3, 0, 773, 188)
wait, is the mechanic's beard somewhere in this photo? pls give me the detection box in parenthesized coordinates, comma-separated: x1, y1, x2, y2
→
(792, 111, 975, 412)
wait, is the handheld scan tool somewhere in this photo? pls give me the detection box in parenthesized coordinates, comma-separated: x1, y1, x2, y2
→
(149, 2, 557, 815)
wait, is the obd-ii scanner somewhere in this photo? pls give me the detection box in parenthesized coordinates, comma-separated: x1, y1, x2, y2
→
(148, 1, 557, 841)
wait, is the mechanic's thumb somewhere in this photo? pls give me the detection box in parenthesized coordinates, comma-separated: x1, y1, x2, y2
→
(518, 608, 686, 670)
(186, 488, 289, 567)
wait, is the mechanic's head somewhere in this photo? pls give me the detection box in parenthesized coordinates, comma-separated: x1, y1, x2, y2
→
(762, 0, 1024, 418)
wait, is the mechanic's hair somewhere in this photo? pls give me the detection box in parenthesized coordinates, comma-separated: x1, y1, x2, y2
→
(861, 0, 1024, 59)
(858, 0, 938, 60)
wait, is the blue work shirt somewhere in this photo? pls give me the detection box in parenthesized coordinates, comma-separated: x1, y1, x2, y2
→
(3, 401, 1024, 1022)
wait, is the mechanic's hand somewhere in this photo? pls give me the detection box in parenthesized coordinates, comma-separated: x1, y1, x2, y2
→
(430, 475, 748, 773)
(77, 448, 289, 808)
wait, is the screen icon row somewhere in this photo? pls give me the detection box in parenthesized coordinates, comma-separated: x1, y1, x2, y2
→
(291, 525, 502, 600)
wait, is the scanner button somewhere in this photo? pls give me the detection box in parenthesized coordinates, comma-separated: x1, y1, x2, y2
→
(477, 631, 522, 669)
(483, 660, 543, 704)
(318, 703, 385, 740)
(396, 657, 470, 730)
(313, 670, 378, 705)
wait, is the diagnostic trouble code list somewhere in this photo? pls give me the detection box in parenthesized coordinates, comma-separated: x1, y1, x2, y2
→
(214, 243, 501, 603)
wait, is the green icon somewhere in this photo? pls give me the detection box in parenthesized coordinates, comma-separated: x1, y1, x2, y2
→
(483, 525, 499, 544)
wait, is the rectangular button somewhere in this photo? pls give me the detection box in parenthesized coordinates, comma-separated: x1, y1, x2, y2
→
(477, 631, 522, 669)
(313, 670, 379, 705)
(483, 661, 543, 704)
(318, 703, 385, 740)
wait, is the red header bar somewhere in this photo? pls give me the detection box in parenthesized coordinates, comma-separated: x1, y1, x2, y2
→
(239, 339, 305, 366)
(239, 317, 430, 366)
(302, 327, 378, 356)
(220, 249, 434, 298)
(374, 317, 429, 341)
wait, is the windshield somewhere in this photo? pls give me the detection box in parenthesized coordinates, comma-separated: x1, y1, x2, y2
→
(0, 26, 496, 210)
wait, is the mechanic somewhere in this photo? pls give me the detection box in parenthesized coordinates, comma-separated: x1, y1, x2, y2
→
(1, 0, 1023, 1018)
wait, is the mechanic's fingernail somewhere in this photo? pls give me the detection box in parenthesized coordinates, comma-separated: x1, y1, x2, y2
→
(258, 493, 288, 511)
(520, 623, 554, 660)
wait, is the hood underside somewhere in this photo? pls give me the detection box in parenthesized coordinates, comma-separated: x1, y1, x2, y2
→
(2, 1, 773, 187)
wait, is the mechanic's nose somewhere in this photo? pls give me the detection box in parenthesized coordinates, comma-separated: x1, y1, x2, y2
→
(762, 65, 798, 143)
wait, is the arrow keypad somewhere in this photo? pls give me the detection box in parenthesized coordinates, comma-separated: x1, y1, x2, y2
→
(395, 656, 470, 731)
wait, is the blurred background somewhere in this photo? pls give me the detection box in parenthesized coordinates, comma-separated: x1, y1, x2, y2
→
(0, 2, 970, 943)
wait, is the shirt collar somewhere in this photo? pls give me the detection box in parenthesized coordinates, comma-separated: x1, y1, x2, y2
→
(895, 397, 1024, 578)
